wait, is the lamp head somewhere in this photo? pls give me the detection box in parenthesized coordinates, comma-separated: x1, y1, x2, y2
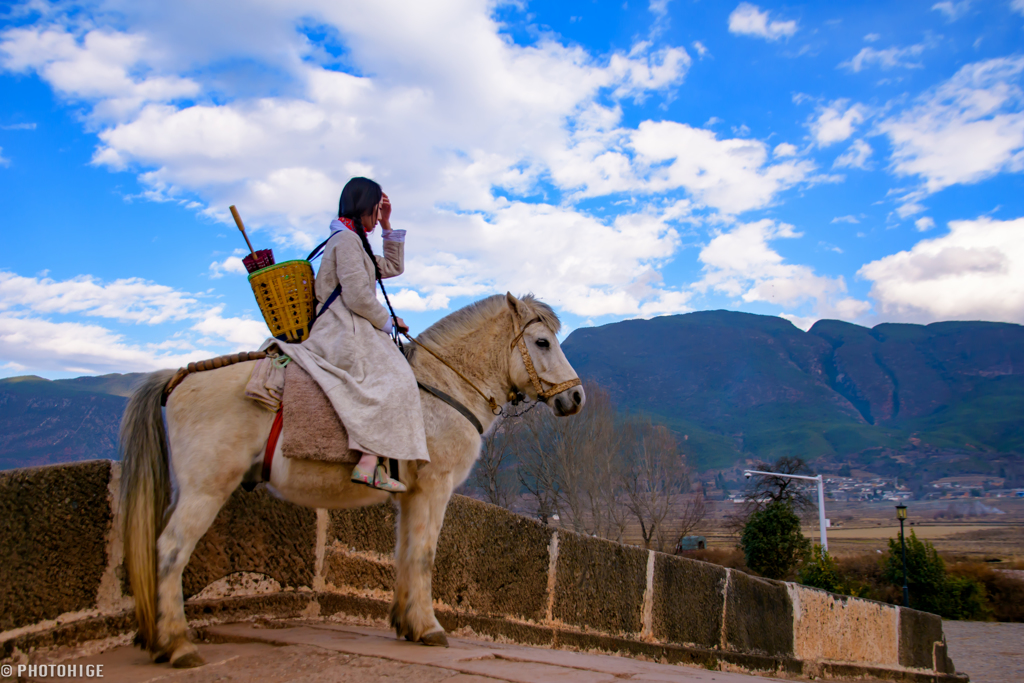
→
(744, 471, 752, 480)
(896, 504, 907, 520)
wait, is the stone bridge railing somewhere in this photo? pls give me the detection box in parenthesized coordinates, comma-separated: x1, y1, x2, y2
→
(0, 461, 963, 681)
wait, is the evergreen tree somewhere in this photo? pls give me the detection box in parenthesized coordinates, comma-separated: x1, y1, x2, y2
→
(741, 500, 810, 580)
(882, 530, 988, 619)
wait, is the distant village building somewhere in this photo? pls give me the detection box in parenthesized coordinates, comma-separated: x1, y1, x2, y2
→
(675, 536, 706, 553)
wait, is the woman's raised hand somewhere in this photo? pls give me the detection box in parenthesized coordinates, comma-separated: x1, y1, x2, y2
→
(379, 192, 392, 228)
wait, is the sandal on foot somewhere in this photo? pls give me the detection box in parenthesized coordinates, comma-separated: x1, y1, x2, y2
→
(351, 459, 406, 493)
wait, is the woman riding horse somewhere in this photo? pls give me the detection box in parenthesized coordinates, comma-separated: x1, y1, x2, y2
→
(280, 177, 430, 491)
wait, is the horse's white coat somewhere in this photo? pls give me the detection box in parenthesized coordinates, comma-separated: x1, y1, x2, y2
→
(123, 294, 585, 667)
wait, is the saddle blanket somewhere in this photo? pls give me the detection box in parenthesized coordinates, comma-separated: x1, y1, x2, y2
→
(281, 362, 359, 463)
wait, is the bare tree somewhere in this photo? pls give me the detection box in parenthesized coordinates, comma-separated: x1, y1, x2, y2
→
(515, 407, 561, 524)
(619, 417, 691, 551)
(548, 383, 623, 538)
(660, 490, 707, 553)
(743, 456, 814, 513)
(469, 417, 520, 509)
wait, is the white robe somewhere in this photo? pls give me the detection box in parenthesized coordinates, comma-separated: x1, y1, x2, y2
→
(263, 227, 430, 462)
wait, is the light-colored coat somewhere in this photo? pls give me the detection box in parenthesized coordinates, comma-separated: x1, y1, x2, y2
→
(269, 228, 429, 462)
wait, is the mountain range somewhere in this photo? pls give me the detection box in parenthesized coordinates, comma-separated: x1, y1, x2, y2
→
(0, 373, 142, 470)
(561, 311, 1024, 472)
(1, 311, 1022, 475)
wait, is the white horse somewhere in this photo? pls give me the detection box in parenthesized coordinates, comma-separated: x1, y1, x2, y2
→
(119, 293, 585, 668)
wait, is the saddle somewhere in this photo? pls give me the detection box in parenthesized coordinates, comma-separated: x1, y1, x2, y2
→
(280, 362, 359, 464)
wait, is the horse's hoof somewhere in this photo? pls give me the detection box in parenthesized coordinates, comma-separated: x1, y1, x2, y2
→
(171, 652, 206, 669)
(420, 631, 449, 648)
(153, 652, 170, 664)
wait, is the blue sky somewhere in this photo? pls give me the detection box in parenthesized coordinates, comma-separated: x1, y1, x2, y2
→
(2, 0, 1023, 379)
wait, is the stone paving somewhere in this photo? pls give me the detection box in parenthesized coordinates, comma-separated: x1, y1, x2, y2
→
(943, 620, 1024, 683)
(24, 619, 785, 683)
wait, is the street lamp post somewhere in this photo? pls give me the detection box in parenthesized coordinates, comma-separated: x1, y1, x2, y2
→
(744, 470, 828, 552)
(896, 504, 909, 608)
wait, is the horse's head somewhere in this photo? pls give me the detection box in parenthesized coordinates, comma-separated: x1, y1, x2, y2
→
(505, 293, 585, 417)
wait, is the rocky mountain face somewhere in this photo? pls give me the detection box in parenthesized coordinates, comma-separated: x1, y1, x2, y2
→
(561, 311, 1024, 470)
(0, 375, 143, 470)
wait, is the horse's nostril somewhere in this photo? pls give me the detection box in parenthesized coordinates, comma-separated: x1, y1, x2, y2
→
(573, 390, 581, 405)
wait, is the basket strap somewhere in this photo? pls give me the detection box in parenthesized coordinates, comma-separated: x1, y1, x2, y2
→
(306, 284, 342, 334)
(306, 233, 337, 261)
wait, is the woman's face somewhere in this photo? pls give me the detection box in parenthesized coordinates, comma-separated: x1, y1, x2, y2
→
(360, 197, 382, 232)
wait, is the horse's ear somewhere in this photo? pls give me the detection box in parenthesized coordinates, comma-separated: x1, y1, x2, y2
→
(505, 292, 523, 316)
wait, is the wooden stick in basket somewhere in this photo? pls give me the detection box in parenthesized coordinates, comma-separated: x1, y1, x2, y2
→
(229, 205, 256, 257)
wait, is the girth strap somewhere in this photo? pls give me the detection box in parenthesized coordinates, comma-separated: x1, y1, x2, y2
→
(417, 381, 484, 434)
(262, 405, 284, 482)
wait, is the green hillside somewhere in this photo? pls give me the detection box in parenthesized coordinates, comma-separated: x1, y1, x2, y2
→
(0, 375, 140, 469)
(562, 311, 1024, 471)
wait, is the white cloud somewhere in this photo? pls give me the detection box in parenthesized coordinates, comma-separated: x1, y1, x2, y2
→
(859, 216, 1024, 323)
(0, 314, 209, 374)
(810, 100, 867, 146)
(0, 5, 715, 320)
(0, 147, 8, 166)
(629, 121, 816, 213)
(914, 216, 936, 231)
(833, 139, 873, 169)
(0, 122, 36, 130)
(0, 27, 199, 122)
(878, 56, 1024, 194)
(0, 268, 273, 373)
(831, 215, 860, 224)
(864, 33, 881, 43)
(386, 289, 450, 312)
(649, 0, 672, 18)
(727, 3, 798, 41)
(692, 40, 709, 59)
(773, 142, 798, 157)
(696, 219, 870, 320)
(0, 270, 200, 324)
(209, 252, 250, 278)
(840, 44, 926, 72)
(1014, 0, 1024, 16)
(932, 1, 971, 21)
(191, 306, 270, 348)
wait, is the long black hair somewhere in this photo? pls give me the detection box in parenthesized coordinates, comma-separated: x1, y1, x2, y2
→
(338, 177, 401, 341)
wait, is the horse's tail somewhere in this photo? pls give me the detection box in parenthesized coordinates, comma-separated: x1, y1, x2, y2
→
(119, 369, 175, 651)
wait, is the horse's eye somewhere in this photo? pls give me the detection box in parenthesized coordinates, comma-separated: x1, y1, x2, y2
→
(536, 338, 550, 348)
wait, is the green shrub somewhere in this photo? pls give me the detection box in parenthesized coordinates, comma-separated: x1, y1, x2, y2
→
(798, 546, 844, 592)
(948, 562, 1024, 622)
(741, 500, 809, 580)
(883, 530, 989, 619)
(799, 546, 871, 598)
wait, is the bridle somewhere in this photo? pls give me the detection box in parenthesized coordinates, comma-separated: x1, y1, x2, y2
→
(508, 313, 583, 401)
(401, 307, 582, 418)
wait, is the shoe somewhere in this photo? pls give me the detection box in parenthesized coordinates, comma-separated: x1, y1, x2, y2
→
(351, 458, 407, 493)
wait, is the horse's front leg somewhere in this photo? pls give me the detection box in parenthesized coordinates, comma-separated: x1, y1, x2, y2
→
(391, 464, 453, 647)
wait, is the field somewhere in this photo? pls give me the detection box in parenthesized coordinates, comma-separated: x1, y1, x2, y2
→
(694, 497, 1024, 562)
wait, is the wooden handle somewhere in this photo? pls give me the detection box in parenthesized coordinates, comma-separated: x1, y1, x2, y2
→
(229, 205, 256, 256)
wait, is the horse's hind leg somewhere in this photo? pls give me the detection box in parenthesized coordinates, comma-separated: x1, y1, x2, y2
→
(154, 488, 235, 667)
(157, 364, 269, 667)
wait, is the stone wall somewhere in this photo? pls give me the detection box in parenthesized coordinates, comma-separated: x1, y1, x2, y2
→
(0, 462, 963, 681)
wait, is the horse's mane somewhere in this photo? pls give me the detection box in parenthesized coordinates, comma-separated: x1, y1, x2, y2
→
(414, 294, 560, 350)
